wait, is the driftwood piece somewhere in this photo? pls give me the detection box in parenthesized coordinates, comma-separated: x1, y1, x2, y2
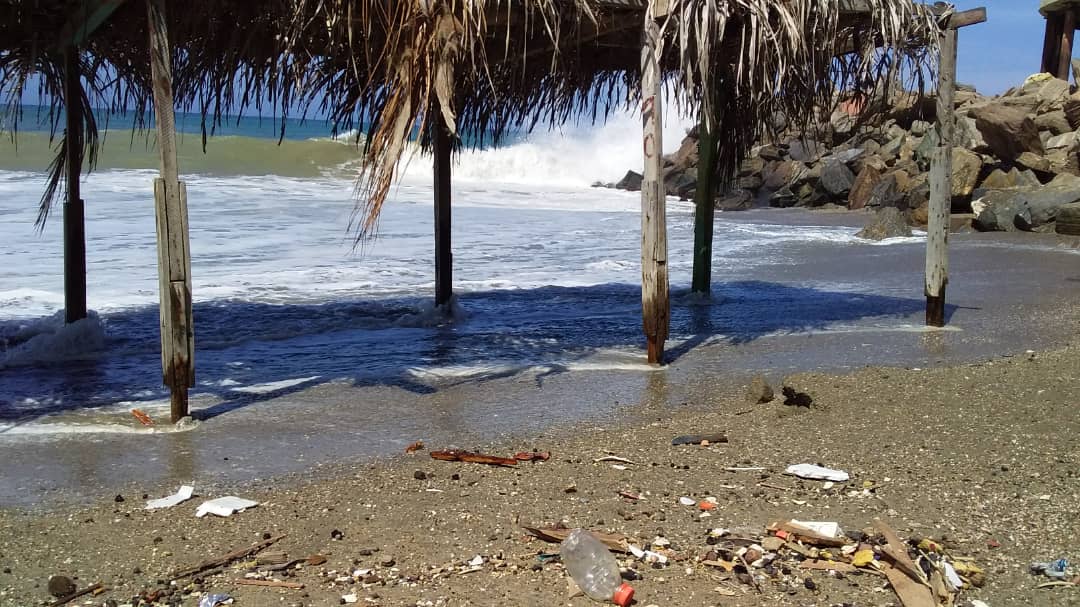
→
(235, 579, 304, 589)
(883, 563, 936, 607)
(514, 451, 551, 462)
(171, 535, 286, 580)
(873, 519, 927, 585)
(671, 433, 728, 445)
(523, 527, 630, 553)
(50, 583, 103, 607)
(430, 450, 517, 467)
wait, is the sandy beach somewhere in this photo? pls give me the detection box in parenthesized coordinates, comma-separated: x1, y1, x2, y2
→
(2, 338, 1078, 607)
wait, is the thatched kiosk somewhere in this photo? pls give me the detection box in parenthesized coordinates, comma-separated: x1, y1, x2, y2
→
(1, 0, 983, 421)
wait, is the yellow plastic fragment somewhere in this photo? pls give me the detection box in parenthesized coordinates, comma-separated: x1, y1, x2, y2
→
(852, 549, 876, 567)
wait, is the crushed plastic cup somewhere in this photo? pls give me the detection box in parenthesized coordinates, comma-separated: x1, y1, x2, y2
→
(146, 485, 194, 510)
(785, 463, 850, 482)
(195, 496, 258, 518)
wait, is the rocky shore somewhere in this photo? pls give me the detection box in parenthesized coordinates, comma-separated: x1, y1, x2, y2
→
(603, 73, 1080, 239)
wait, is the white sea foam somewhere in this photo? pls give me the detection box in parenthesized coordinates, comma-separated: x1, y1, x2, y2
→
(0, 311, 106, 368)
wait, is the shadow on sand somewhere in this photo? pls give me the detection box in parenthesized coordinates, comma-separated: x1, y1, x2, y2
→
(0, 280, 956, 425)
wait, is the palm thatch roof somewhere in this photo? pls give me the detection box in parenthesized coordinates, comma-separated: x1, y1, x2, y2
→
(1, 0, 942, 237)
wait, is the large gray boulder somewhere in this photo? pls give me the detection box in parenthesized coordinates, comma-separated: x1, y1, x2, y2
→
(971, 104, 1045, 160)
(615, 170, 643, 191)
(820, 161, 855, 196)
(856, 207, 912, 240)
(973, 178, 1080, 231)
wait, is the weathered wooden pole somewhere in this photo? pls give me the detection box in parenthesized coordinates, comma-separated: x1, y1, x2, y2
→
(691, 117, 718, 295)
(147, 0, 194, 422)
(640, 0, 669, 363)
(1058, 9, 1076, 80)
(432, 106, 453, 308)
(926, 8, 985, 326)
(63, 48, 88, 324)
(1042, 13, 1063, 74)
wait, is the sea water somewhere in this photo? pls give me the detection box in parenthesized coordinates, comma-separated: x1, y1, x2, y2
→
(1, 106, 1076, 440)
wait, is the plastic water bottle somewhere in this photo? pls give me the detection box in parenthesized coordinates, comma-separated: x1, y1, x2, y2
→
(560, 528, 635, 606)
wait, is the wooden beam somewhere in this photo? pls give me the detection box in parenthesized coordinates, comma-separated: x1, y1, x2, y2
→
(147, 0, 193, 423)
(63, 48, 87, 325)
(55, 0, 129, 49)
(943, 8, 986, 30)
(1059, 9, 1077, 80)
(432, 106, 453, 308)
(925, 27, 956, 327)
(640, 2, 668, 363)
(691, 116, 718, 295)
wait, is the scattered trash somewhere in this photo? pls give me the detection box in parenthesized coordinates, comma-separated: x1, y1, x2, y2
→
(131, 408, 154, 426)
(560, 529, 635, 606)
(340, 593, 358, 604)
(789, 520, 842, 539)
(430, 449, 518, 467)
(670, 433, 728, 446)
(678, 496, 696, 506)
(198, 594, 232, 607)
(593, 455, 636, 465)
(1031, 558, 1069, 579)
(145, 485, 194, 510)
(405, 440, 425, 453)
(467, 555, 485, 567)
(785, 463, 850, 482)
(781, 386, 813, 407)
(514, 451, 551, 462)
(195, 496, 259, 518)
(628, 544, 669, 565)
(171, 535, 285, 580)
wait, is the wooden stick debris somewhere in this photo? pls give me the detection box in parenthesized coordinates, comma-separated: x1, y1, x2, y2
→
(171, 535, 286, 580)
(593, 456, 636, 465)
(523, 527, 630, 553)
(430, 450, 518, 467)
(234, 579, 304, 589)
(50, 583, 104, 607)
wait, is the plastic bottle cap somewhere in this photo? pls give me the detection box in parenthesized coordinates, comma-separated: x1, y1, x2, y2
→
(612, 582, 634, 607)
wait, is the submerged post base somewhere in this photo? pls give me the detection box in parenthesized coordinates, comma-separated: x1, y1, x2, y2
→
(926, 293, 946, 327)
(647, 336, 664, 365)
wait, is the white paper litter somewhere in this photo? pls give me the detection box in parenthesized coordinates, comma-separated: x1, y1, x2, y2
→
(195, 496, 259, 518)
(146, 485, 194, 510)
(341, 593, 358, 604)
(785, 463, 850, 482)
(679, 496, 695, 506)
(468, 555, 484, 567)
(790, 520, 842, 538)
(943, 561, 964, 591)
(970, 601, 990, 607)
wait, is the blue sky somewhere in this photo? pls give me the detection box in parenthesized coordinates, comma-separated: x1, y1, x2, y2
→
(954, 0, 1046, 93)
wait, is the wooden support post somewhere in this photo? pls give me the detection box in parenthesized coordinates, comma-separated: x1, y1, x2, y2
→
(1043, 14, 1063, 74)
(432, 106, 453, 308)
(1059, 10, 1076, 80)
(147, 0, 193, 423)
(691, 115, 718, 295)
(926, 27, 956, 327)
(63, 48, 87, 324)
(640, 0, 669, 363)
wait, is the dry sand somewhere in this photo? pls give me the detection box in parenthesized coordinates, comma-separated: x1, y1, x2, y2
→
(1, 343, 1078, 607)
